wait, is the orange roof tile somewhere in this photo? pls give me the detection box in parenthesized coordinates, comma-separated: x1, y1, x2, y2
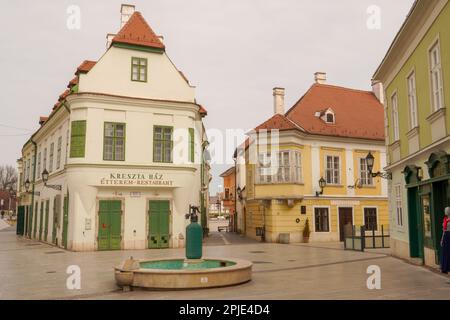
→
(112, 12, 165, 50)
(199, 105, 207, 116)
(39, 117, 48, 125)
(285, 84, 384, 140)
(59, 89, 70, 101)
(67, 77, 78, 88)
(76, 60, 96, 75)
(254, 114, 302, 132)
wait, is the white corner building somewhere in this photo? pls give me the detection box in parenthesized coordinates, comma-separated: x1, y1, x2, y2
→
(17, 5, 210, 251)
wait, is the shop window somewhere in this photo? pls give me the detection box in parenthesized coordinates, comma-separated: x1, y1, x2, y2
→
(364, 208, 378, 231)
(103, 122, 126, 161)
(395, 185, 403, 227)
(314, 207, 329, 232)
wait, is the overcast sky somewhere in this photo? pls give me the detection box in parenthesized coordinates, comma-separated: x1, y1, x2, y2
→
(0, 0, 415, 194)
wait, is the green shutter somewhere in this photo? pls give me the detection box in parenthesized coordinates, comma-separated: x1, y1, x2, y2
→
(44, 200, 50, 241)
(70, 120, 86, 158)
(189, 128, 194, 163)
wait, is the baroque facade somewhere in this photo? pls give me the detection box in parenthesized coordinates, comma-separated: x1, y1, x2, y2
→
(17, 5, 210, 251)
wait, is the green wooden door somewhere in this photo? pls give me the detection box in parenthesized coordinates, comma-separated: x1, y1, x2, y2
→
(39, 201, 44, 241)
(16, 206, 25, 235)
(44, 199, 50, 242)
(52, 197, 58, 245)
(62, 196, 69, 249)
(98, 200, 122, 251)
(408, 187, 424, 259)
(148, 201, 170, 249)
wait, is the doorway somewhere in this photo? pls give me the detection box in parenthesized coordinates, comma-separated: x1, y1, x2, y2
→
(148, 200, 170, 249)
(98, 200, 122, 251)
(339, 207, 353, 241)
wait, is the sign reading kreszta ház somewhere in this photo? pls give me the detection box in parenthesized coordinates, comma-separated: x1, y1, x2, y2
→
(100, 173, 174, 186)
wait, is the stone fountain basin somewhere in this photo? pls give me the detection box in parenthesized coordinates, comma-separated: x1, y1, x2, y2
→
(114, 257, 252, 290)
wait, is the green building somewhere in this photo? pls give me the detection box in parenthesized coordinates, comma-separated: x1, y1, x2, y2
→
(373, 0, 450, 268)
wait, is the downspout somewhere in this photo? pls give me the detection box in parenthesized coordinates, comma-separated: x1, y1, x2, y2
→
(233, 157, 237, 233)
(30, 139, 37, 238)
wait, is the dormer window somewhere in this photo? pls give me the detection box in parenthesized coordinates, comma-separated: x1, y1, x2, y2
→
(316, 108, 335, 124)
(326, 113, 335, 124)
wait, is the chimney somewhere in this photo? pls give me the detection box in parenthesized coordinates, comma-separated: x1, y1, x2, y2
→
(314, 72, 327, 84)
(371, 80, 385, 104)
(273, 87, 285, 115)
(120, 4, 135, 28)
(106, 33, 116, 49)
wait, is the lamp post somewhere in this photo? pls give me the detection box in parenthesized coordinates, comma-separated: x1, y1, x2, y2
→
(365, 152, 392, 180)
(41, 169, 62, 191)
(315, 177, 326, 197)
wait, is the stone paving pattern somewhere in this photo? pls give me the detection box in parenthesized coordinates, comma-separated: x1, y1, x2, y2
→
(0, 228, 449, 300)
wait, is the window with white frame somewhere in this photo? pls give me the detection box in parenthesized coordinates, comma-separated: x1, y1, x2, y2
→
(395, 185, 403, 227)
(429, 41, 444, 112)
(257, 150, 302, 184)
(56, 136, 62, 170)
(325, 155, 340, 185)
(407, 71, 418, 129)
(391, 93, 399, 141)
(43, 148, 47, 172)
(65, 129, 69, 163)
(359, 158, 373, 186)
(49, 142, 54, 173)
(37, 152, 41, 179)
(314, 207, 330, 232)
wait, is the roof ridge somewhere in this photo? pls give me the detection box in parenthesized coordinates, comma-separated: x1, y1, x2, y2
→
(313, 83, 374, 94)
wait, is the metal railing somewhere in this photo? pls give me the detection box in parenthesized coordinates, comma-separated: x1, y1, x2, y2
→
(344, 225, 390, 252)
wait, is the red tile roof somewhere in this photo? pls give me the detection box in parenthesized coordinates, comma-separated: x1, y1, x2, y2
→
(58, 89, 70, 101)
(254, 114, 302, 132)
(76, 60, 97, 75)
(39, 117, 48, 125)
(199, 105, 207, 116)
(112, 12, 165, 50)
(285, 84, 384, 140)
(67, 77, 78, 88)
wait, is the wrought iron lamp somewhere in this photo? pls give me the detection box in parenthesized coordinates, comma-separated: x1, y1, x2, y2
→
(315, 177, 326, 197)
(24, 179, 40, 196)
(365, 152, 392, 180)
(41, 169, 62, 191)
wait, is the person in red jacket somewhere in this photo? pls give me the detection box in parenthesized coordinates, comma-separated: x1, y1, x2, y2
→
(440, 207, 450, 274)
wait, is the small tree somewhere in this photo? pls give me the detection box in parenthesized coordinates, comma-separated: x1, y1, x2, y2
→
(303, 218, 311, 242)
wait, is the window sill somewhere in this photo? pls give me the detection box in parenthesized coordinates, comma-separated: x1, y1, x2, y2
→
(426, 107, 446, 124)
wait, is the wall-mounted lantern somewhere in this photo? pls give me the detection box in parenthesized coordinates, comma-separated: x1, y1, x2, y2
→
(315, 177, 326, 197)
(24, 179, 40, 196)
(41, 169, 62, 191)
(366, 152, 392, 180)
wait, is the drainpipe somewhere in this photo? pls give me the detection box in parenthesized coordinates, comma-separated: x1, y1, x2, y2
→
(233, 157, 237, 233)
(30, 139, 37, 238)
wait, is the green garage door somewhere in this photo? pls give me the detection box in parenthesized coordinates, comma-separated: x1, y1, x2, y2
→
(98, 200, 122, 251)
(148, 200, 170, 249)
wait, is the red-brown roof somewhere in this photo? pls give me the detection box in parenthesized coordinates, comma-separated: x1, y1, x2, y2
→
(285, 84, 384, 140)
(112, 12, 165, 50)
(76, 60, 96, 75)
(67, 77, 78, 88)
(254, 114, 302, 132)
(199, 105, 207, 116)
(59, 89, 70, 101)
(39, 116, 48, 125)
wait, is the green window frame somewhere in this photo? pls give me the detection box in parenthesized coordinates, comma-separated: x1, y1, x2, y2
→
(189, 128, 195, 163)
(153, 126, 173, 163)
(70, 120, 86, 158)
(131, 57, 147, 82)
(103, 122, 126, 161)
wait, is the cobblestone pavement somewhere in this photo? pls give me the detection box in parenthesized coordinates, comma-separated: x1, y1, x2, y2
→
(0, 228, 449, 300)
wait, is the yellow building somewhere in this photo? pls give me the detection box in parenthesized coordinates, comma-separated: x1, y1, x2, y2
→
(237, 73, 389, 243)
